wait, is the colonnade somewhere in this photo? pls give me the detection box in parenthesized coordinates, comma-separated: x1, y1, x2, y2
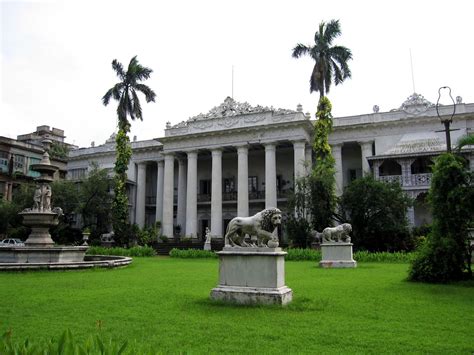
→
(135, 141, 311, 237)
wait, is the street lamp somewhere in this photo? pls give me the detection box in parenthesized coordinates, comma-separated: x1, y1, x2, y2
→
(436, 86, 456, 152)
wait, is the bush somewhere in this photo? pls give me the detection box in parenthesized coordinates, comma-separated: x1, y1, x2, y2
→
(339, 177, 413, 252)
(409, 153, 474, 282)
(285, 217, 312, 248)
(86, 246, 155, 257)
(285, 248, 321, 261)
(169, 248, 217, 258)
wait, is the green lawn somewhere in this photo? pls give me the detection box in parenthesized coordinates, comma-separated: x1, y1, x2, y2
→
(1, 258, 473, 354)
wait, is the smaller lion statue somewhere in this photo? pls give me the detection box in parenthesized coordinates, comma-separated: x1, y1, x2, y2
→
(322, 223, 352, 243)
(224, 208, 282, 248)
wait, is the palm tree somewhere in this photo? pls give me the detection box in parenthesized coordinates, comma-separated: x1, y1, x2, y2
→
(292, 19, 352, 98)
(103, 56, 156, 132)
(455, 133, 474, 152)
(102, 56, 156, 242)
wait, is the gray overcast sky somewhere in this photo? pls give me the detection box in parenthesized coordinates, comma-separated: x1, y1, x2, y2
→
(1, 0, 473, 148)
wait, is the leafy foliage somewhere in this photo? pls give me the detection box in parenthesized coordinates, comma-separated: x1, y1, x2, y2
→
(48, 141, 70, 160)
(169, 248, 217, 258)
(103, 56, 156, 244)
(292, 19, 352, 98)
(409, 153, 474, 282)
(339, 176, 413, 251)
(86, 245, 155, 257)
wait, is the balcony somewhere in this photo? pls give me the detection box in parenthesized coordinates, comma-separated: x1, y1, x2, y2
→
(411, 173, 432, 186)
(378, 175, 402, 184)
(378, 173, 432, 187)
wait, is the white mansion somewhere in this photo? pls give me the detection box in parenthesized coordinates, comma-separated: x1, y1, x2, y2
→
(68, 94, 474, 238)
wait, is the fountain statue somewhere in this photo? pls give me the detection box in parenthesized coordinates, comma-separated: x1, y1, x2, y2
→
(0, 139, 132, 270)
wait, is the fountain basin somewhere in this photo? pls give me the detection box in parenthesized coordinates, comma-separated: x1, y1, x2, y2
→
(0, 248, 132, 270)
(0, 245, 88, 263)
(19, 211, 59, 246)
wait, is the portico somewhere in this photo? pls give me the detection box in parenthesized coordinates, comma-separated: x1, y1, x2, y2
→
(157, 97, 314, 238)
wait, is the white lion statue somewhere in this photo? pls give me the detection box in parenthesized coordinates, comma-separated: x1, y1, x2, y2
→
(224, 208, 282, 248)
(322, 223, 352, 243)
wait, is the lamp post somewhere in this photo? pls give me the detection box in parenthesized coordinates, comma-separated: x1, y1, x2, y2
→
(436, 86, 456, 152)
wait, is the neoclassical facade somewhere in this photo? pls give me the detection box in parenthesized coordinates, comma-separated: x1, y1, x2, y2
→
(67, 94, 473, 237)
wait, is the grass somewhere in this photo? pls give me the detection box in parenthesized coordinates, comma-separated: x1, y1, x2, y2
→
(0, 257, 472, 353)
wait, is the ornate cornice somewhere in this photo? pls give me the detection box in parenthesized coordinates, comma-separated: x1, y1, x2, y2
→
(398, 93, 435, 115)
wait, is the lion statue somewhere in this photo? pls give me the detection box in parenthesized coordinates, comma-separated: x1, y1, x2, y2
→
(321, 223, 352, 243)
(224, 208, 282, 248)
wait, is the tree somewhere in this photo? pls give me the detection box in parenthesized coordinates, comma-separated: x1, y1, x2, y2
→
(292, 19, 352, 98)
(409, 153, 474, 282)
(339, 177, 413, 252)
(78, 164, 113, 236)
(102, 56, 156, 243)
(455, 133, 474, 152)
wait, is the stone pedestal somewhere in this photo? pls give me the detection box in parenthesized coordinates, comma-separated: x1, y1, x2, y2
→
(210, 247, 292, 305)
(319, 242, 357, 268)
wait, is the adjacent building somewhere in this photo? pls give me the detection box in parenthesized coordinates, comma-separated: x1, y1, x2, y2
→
(67, 94, 474, 238)
(0, 125, 73, 201)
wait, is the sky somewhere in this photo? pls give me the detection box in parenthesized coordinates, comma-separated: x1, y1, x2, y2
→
(1, 0, 473, 148)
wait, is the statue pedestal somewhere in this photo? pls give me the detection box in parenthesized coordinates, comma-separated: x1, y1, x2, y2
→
(210, 247, 292, 305)
(319, 242, 357, 268)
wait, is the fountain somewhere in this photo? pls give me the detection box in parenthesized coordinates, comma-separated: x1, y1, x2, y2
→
(0, 139, 131, 270)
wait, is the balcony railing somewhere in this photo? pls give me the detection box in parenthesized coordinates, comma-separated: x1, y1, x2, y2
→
(411, 173, 432, 186)
(378, 175, 402, 184)
(195, 190, 288, 203)
(378, 173, 432, 187)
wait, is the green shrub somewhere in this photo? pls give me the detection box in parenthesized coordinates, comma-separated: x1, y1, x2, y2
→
(285, 217, 312, 248)
(169, 248, 217, 258)
(339, 177, 413, 252)
(1, 329, 128, 355)
(409, 153, 474, 282)
(355, 250, 416, 263)
(285, 248, 321, 261)
(86, 245, 155, 257)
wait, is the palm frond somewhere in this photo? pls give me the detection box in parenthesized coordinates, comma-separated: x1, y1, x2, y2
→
(131, 89, 143, 121)
(323, 19, 341, 45)
(135, 84, 156, 103)
(292, 44, 311, 58)
(112, 60, 125, 80)
(102, 88, 114, 106)
(103, 83, 122, 104)
(455, 134, 474, 152)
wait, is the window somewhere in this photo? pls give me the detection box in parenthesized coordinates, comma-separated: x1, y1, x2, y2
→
(223, 178, 235, 193)
(28, 157, 41, 177)
(248, 176, 258, 192)
(13, 155, 25, 173)
(68, 168, 87, 180)
(0, 151, 8, 174)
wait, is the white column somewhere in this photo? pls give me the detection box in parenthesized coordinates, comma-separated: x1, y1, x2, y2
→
(155, 160, 164, 224)
(332, 144, 343, 196)
(177, 158, 187, 233)
(185, 151, 198, 238)
(397, 158, 415, 187)
(265, 143, 277, 208)
(162, 153, 175, 238)
(211, 149, 223, 237)
(237, 145, 249, 217)
(305, 145, 313, 174)
(293, 141, 307, 181)
(359, 141, 373, 176)
(135, 162, 147, 228)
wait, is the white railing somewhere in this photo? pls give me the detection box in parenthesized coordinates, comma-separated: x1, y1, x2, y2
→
(411, 173, 432, 186)
(378, 175, 402, 184)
